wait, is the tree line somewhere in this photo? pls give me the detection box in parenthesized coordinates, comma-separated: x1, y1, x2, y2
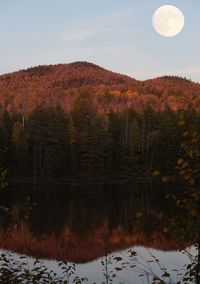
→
(0, 91, 200, 180)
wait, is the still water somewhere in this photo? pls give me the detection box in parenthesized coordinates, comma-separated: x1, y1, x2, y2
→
(0, 181, 195, 283)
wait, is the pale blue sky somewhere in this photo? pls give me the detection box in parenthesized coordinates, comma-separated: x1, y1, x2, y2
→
(0, 0, 200, 82)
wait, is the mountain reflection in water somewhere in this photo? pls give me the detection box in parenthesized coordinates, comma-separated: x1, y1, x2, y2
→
(0, 181, 191, 263)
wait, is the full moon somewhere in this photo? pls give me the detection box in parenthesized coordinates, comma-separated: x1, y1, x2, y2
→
(153, 5, 185, 37)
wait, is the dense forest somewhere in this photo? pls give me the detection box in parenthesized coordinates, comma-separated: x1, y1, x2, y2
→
(0, 62, 200, 180)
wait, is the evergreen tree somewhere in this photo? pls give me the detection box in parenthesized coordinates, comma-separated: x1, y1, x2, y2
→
(128, 119, 142, 174)
(28, 106, 69, 178)
(107, 112, 123, 178)
(12, 121, 29, 176)
(72, 92, 106, 177)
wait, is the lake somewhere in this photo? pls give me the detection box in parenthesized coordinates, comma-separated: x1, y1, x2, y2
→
(0, 181, 196, 283)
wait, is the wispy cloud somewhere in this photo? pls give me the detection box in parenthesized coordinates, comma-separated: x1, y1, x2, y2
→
(58, 9, 131, 42)
(59, 29, 98, 41)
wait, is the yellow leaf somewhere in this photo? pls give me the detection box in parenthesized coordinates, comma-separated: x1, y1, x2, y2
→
(181, 161, 189, 169)
(190, 209, 197, 217)
(136, 212, 143, 219)
(183, 132, 188, 137)
(180, 170, 186, 176)
(188, 179, 195, 186)
(178, 120, 185, 126)
(177, 158, 184, 165)
(162, 176, 171, 183)
(184, 174, 192, 181)
(152, 171, 160, 177)
(163, 227, 169, 233)
(180, 142, 186, 149)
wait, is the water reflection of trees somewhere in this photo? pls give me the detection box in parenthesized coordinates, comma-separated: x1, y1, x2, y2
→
(0, 179, 200, 284)
(0, 180, 200, 282)
(0, 182, 191, 262)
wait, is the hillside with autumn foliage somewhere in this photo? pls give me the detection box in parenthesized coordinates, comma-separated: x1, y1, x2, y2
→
(0, 61, 200, 114)
(0, 62, 199, 180)
(0, 62, 138, 91)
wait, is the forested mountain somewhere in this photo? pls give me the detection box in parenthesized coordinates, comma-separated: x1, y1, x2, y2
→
(0, 61, 138, 93)
(142, 76, 200, 97)
(0, 62, 199, 180)
(0, 62, 200, 114)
